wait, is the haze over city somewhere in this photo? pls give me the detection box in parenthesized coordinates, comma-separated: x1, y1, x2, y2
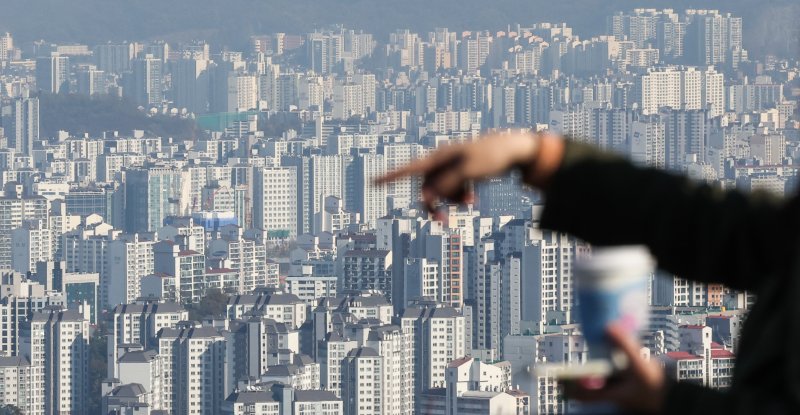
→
(0, 1, 797, 414)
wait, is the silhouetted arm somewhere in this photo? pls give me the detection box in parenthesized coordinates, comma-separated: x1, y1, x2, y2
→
(539, 140, 800, 292)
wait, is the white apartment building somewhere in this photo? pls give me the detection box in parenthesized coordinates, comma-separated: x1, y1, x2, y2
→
(11, 220, 53, 274)
(421, 390, 527, 415)
(0, 272, 62, 356)
(223, 390, 281, 415)
(0, 356, 32, 413)
(341, 347, 391, 415)
(420, 357, 525, 415)
(226, 291, 307, 329)
(285, 274, 337, 303)
(254, 166, 298, 238)
(639, 66, 724, 117)
(630, 116, 667, 168)
(353, 153, 387, 227)
(318, 333, 358, 398)
(157, 220, 206, 255)
(209, 229, 274, 292)
(521, 231, 590, 330)
(107, 233, 155, 306)
(47, 206, 81, 261)
(381, 143, 424, 209)
(158, 326, 228, 415)
(227, 316, 301, 379)
(262, 356, 321, 390)
(341, 250, 393, 300)
(222, 388, 343, 415)
(62, 217, 116, 275)
(402, 258, 440, 306)
(109, 300, 188, 378)
(203, 267, 240, 294)
(413, 221, 464, 309)
(314, 196, 357, 234)
(399, 303, 466, 394)
(662, 325, 735, 390)
(308, 155, 345, 231)
(115, 349, 164, 410)
(341, 325, 415, 415)
(429, 111, 482, 134)
(0, 188, 48, 269)
(153, 240, 205, 303)
(23, 309, 90, 415)
(293, 390, 343, 415)
(333, 81, 367, 119)
(0, 33, 13, 61)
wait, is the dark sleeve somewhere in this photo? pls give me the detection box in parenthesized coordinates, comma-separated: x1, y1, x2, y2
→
(662, 382, 728, 414)
(662, 382, 796, 415)
(539, 140, 800, 292)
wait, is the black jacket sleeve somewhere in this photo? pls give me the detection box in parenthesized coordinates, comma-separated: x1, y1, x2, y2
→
(662, 381, 797, 415)
(539, 140, 800, 292)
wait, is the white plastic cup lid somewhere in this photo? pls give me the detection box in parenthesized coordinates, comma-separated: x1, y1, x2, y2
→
(575, 245, 655, 289)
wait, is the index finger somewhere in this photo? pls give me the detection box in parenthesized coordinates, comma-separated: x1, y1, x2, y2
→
(374, 158, 434, 184)
(374, 145, 460, 184)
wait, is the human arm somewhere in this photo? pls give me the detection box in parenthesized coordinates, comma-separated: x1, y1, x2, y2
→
(376, 131, 564, 216)
(378, 132, 800, 292)
(539, 139, 800, 292)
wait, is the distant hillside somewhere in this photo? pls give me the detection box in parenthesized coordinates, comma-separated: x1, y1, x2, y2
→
(0, 0, 797, 57)
(39, 94, 201, 139)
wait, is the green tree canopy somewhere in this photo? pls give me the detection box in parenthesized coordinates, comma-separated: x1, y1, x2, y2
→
(187, 288, 230, 321)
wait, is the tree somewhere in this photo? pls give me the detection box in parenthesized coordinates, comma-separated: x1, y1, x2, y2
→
(87, 322, 109, 414)
(39, 93, 202, 139)
(187, 288, 230, 321)
(0, 405, 23, 415)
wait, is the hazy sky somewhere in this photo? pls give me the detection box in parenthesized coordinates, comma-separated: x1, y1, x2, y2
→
(1, 0, 797, 57)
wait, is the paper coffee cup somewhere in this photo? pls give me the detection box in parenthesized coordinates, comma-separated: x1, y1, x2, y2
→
(575, 245, 654, 362)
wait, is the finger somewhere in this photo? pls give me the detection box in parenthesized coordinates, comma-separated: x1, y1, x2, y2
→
(430, 170, 466, 201)
(446, 186, 470, 205)
(449, 181, 474, 205)
(578, 377, 606, 390)
(606, 324, 647, 375)
(375, 145, 460, 184)
(464, 190, 475, 204)
(421, 186, 439, 215)
(563, 381, 624, 403)
(433, 209, 447, 224)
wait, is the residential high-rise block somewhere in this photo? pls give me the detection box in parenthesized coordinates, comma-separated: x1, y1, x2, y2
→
(11, 219, 53, 274)
(0, 185, 48, 269)
(0, 33, 13, 62)
(108, 300, 187, 378)
(23, 308, 91, 415)
(77, 66, 107, 96)
(353, 153, 387, 227)
(341, 325, 415, 415)
(131, 54, 163, 106)
(95, 43, 134, 73)
(124, 167, 182, 233)
(0, 356, 32, 413)
(36, 53, 70, 94)
(106, 233, 155, 306)
(158, 326, 228, 415)
(638, 66, 724, 117)
(171, 55, 211, 114)
(399, 302, 466, 399)
(154, 240, 205, 304)
(254, 166, 298, 239)
(2, 95, 39, 156)
(685, 10, 743, 67)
